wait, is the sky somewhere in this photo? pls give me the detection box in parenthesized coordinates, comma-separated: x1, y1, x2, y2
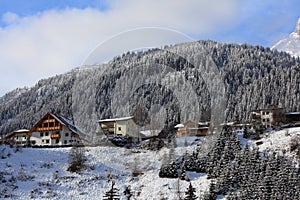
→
(0, 0, 299, 96)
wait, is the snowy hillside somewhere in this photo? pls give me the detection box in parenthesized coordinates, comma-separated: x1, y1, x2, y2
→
(250, 127, 300, 155)
(0, 137, 210, 199)
(1, 128, 300, 199)
(272, 18, 300, 57)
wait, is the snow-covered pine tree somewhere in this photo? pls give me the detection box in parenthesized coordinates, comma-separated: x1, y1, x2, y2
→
(123, 186, 133, 200)
(184, 182, 197, 200)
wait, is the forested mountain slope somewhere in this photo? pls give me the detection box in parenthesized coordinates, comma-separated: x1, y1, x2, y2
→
(0, 40, 299, 136)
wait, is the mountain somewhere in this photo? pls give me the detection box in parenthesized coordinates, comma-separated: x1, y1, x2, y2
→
(0, 40, 299, 136)
(272, 18, 300, 57)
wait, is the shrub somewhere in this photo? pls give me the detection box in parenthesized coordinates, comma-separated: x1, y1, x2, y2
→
(67, 146, 86, 173)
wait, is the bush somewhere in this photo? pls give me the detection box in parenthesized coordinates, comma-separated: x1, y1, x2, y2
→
(159, 161, 178, 178)
(290, 136, 300, 152)
(67, 146, 86, 173)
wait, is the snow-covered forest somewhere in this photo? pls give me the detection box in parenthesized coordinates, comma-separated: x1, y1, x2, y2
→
(0, 40, 299, 136)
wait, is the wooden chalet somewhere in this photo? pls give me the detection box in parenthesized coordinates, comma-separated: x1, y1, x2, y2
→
(29, 112, 82, 146)
(175, 120, 209, 137)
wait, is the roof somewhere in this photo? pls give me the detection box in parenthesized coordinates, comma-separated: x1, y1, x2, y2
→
(198, 122, 210, 126)
(174, 124, 184, 128)
(14, 129, 29, 133)
(53, 113, 81, 134)
(220, 122, 235, 126)
(6, 129, 29, 138)
(285, 112, 300, 115)
(30, 112, 82, 135)
(97, 116, 133, 123)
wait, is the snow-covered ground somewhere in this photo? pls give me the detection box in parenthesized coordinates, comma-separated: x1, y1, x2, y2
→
(0, 137, 210, 199)
(1, 128, 299, 199)
(249, 127, 300, 154)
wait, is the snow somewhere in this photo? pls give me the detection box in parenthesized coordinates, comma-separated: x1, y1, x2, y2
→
(0, 136, 210, 199)
(97, 116, 134, 123)
(139, 130, 160, 137)
(14, 129, 30, 133)
(174, 124, 184, 128)
(249, 127, 300, 154)
(286, 112, 300, 115)
(2, 128, 299, 199)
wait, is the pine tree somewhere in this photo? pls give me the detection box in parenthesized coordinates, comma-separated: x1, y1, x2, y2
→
(103, 181, 120, 200)
(123, 186, 133, 200)
(184, 183, 197, 200)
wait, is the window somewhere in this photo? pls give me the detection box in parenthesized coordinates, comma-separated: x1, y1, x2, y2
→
(46, 140, 50, 144)
(55, 139, 59, 144)
(42, 139, 44, 143)
(266, 111, 269, 115)
(40, 132, 44, 137)
(65, 133, 69, 137)
(45, 132, 49, 136)
(267, 118, 270, 122)
(262, 119, 265, 122)
(64, 140, 67, 144)
(69, 140, 73, 143)
(118, 127, 121, 131)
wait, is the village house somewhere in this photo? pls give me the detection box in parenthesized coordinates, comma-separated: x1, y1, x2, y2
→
(29, 112, 82, 146)
(175, 120, 209, 137)
(98, 116, 145, 139)
(97, 116, 160, 141)
(5, 129, 30, 146)
(251, 105, 285, 129)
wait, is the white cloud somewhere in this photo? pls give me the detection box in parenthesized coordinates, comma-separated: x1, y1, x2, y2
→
(2, 12, 19, 24)
(0, 0, 238, 96)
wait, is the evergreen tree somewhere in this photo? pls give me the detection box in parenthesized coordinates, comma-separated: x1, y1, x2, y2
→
(123, 186, 133, 200)
(184, 183, 197, 200)
(103, 181, 120, 200)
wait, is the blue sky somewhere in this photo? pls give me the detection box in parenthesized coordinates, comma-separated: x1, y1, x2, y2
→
(0, 0, 299, 96)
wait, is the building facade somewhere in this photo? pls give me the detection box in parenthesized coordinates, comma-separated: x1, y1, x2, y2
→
(98, 116, 143, 139)
(29, 112, 82, 146)
(251, 105, 285, 129)
(175, 120, 209, 137)
(5, 129, 30, 146)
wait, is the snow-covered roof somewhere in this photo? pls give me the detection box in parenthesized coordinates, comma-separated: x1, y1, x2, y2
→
(285, 112, 300, 115)
(174, 124, 184, 128)
(5, 129, 29, 138)
(97, 116, 133, 123)
(198, 122, 210, 126)
(220, 122, 235, 126)
(14, 129, 29, 133)
(53, 113, 82, 135)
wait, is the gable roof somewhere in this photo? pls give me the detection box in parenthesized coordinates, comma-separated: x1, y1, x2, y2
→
(29, 112, 81, 135)
(53, 113, 81, 134)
